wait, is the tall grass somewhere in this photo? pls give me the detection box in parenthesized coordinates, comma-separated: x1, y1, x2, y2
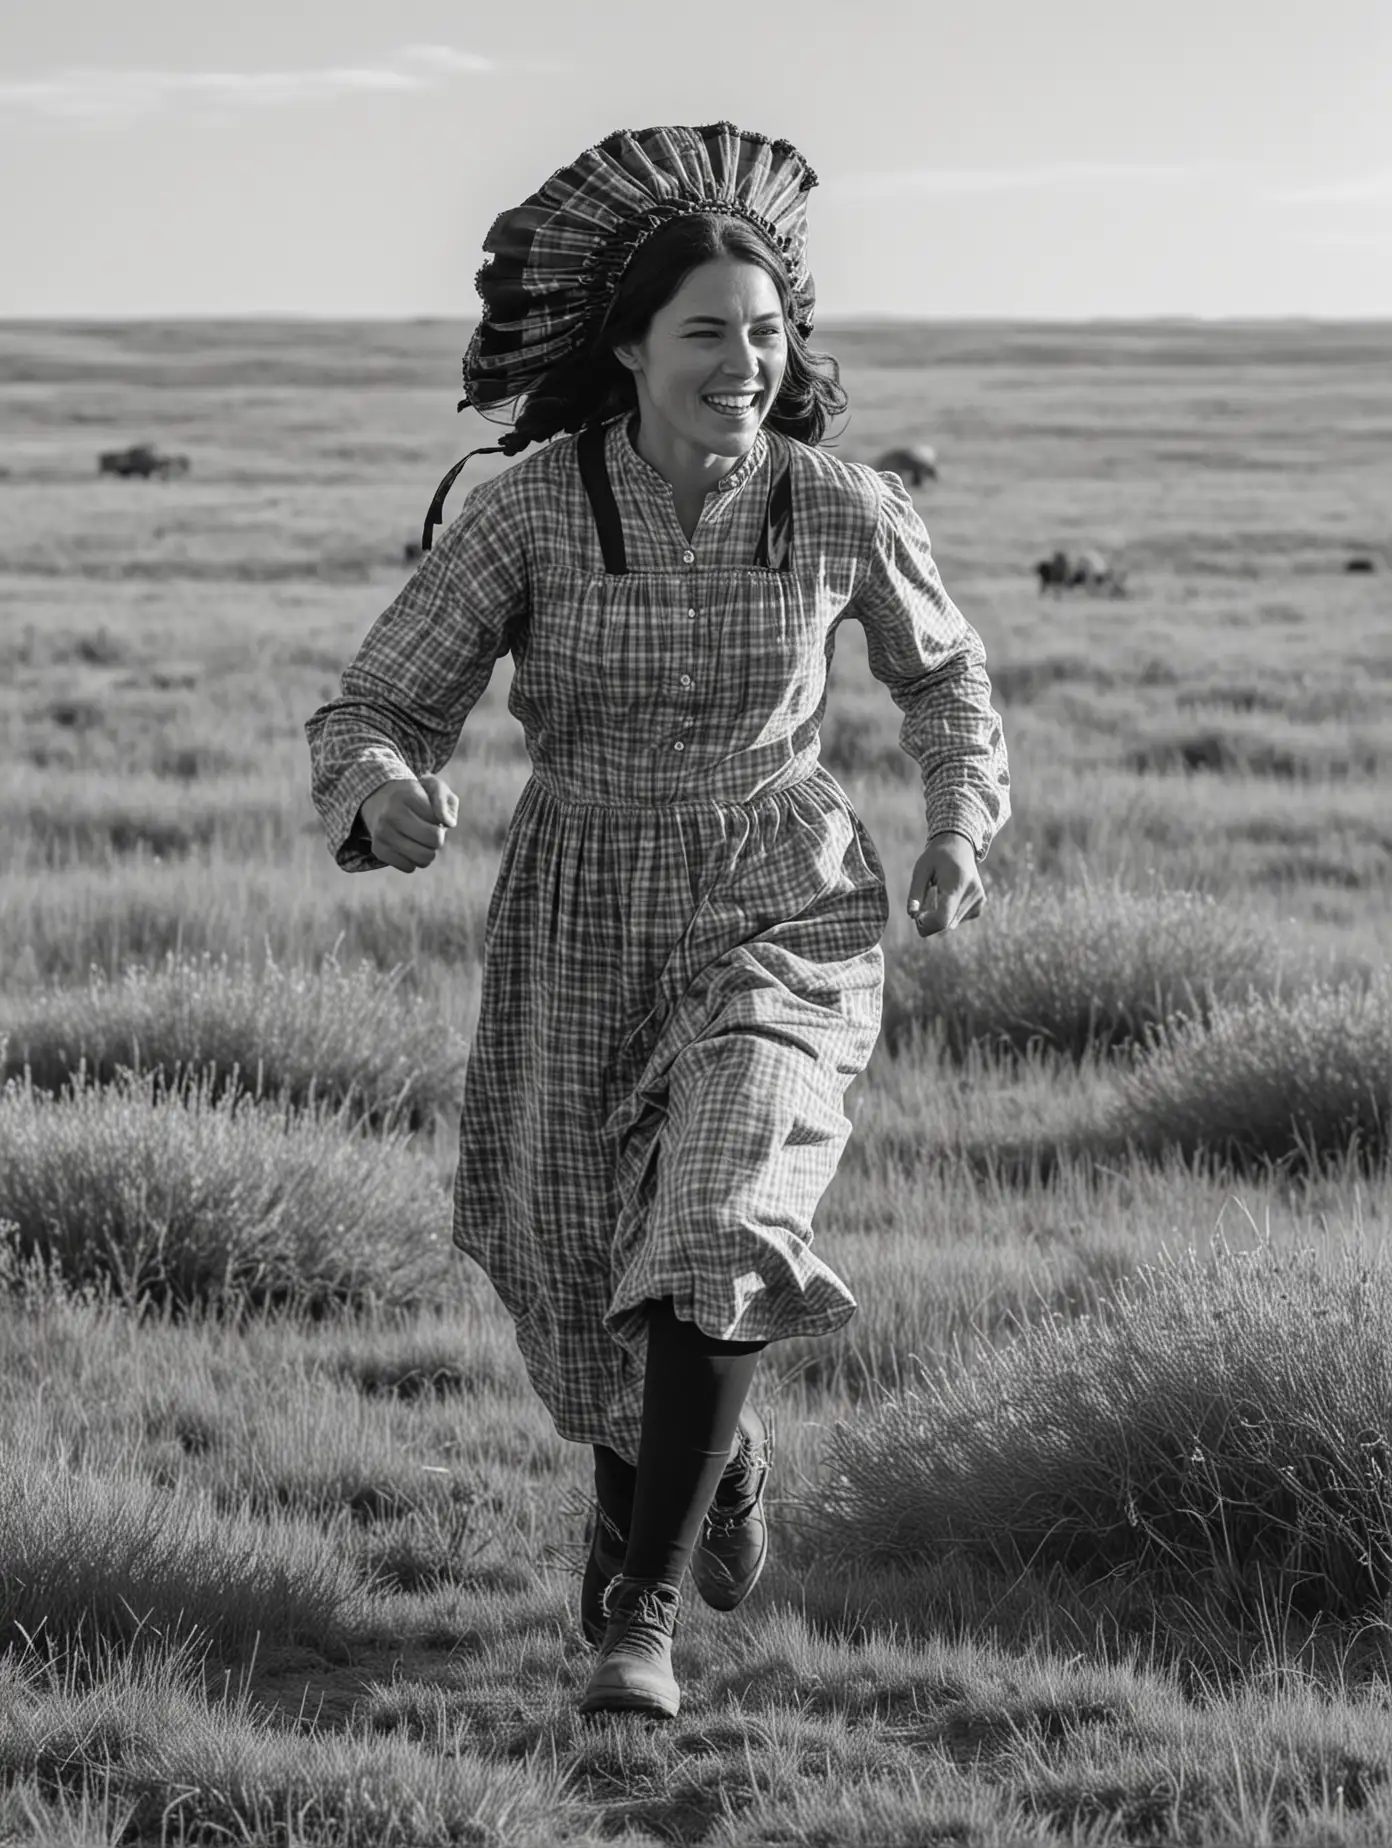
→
(0, 951, 466, 1128)
(0, 1274, 556, 1614)
(1115, 972, 1392, 1170)
(0, 1072, 450, 1311)
(5, 318, 1392, 1846)
(0, 850, 497, 994)
(0, 1646, 595, 1848)
(0, 1426, 367, 1661)
(1, 765, 308, 864)
(805, 1242, 1392, 1629)
(881, 872, 1291, 1061)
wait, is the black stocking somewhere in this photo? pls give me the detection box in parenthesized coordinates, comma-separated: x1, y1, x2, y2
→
(592, 1444, 636, 1535)
(621, 1296, 764, 1588)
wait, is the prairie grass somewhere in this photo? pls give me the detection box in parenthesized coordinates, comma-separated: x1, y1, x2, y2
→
(880, 868, 1294, 1061)
(3, 764, 306, 863)
(7, 1247, 1392, 1844)
(0, 1779, 140, 1848)
(0, 1645, 597, 1848)
(0, 950, 467, 1127)
(0, 1425, 368, 1661)
(3, 317, 1392, 1845)
(805, 1241, 1392, 1631)
(0, 1072, 450, 1310)
(1125, 710, 1389, 781)
(783, 1012, 1392, 1367)
(0, 850, 496, 1007)
(1115, 971, 1392, 1170)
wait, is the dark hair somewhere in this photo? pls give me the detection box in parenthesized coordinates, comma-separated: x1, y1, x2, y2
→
(499, 214, 848, 455)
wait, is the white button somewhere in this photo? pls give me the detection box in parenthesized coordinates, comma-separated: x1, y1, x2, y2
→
(687, 607, 697, 619)
(679, 674, 692, 688)
(673, 740, 685, 752)
(681, 549, 695, 564)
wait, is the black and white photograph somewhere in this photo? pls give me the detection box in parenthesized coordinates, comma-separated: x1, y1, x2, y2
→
(2, 1, 1390, 1841)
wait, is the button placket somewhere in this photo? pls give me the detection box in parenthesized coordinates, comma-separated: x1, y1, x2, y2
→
(675, 580, 697, 755)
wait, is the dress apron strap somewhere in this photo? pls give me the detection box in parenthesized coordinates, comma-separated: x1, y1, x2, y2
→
(752, 450, 794, 573)
(576, 423, 628, 575)
(577, 422, 795, 574)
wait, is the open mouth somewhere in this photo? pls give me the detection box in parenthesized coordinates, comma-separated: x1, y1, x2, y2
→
(703, 392, 759, 420)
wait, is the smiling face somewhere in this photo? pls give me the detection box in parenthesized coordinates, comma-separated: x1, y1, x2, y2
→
(612, 255, 788, 482)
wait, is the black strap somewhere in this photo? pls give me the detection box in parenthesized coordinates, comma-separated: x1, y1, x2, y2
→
(420, 444, 503, 553)
(577, 422, 794, 574)
(752, 452, 794, 572)
(577, 422, 628, 575)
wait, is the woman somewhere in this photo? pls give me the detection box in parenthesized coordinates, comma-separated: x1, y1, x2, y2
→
(306, 122, 1010, 1720)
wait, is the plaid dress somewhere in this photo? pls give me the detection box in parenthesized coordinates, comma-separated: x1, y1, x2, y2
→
(306, 415, 1010, 1461)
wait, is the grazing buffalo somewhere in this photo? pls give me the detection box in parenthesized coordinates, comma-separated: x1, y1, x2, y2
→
(1345, 555, 1377, 574)
(1036, 548, 1128, 598)
(403, 539, 424, 565)
(874, 443, 938, 485)
(98, 444, 190, 479)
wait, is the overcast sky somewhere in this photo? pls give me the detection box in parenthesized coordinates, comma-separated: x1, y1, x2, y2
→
(3, 0, 1390, 319)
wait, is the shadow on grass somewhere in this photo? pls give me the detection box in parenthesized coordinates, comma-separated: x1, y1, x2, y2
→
(946, 1121, 1391, 1190)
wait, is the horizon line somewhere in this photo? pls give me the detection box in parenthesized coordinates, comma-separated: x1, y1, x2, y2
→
(3, 310, 1390, 328)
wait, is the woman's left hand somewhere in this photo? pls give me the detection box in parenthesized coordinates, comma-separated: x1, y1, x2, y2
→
(907, 832, 987, 937)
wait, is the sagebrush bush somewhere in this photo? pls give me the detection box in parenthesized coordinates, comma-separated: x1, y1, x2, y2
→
(0, 1071, 450, 1312)
(805, 1242, 1392, 1625)
(1113, 971, 1391, 1171)
(0, 950, 465, 1128)
(881, 873, 1288, 1062)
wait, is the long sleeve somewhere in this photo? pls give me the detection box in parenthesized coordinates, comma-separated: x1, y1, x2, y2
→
(848, 471, 1011, 861)
(304, 471, 530, 871)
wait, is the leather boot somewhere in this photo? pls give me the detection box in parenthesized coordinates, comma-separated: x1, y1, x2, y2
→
(577, 1576, 681, 1718)
(580, 1500, 628, 1648)
(690, 1405, 773, 1612)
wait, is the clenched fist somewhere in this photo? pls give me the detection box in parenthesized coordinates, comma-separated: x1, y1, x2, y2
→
(359, 772, 459, 874)
(907, 831, 987, 937)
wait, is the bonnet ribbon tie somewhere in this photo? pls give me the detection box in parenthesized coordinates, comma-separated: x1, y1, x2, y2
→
(420, 445, 504, 553)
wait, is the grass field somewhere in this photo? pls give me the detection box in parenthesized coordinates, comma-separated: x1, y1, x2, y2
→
(2, 315, 1390, 1846)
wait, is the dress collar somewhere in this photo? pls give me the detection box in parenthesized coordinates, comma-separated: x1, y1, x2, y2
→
(607, 413, 768, 500)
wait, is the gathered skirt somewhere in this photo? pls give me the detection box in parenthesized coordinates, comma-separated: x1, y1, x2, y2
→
(452, 762, 888, 1461)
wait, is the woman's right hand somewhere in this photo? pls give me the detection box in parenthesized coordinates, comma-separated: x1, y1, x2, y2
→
(359, 773, 459, 873)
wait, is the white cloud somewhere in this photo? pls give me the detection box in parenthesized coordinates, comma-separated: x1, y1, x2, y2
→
(1269, 170, 1392, 206)
(398, 45, 495, 75)
(0, 45, 496, 126)
(828, 160, 1228, 198)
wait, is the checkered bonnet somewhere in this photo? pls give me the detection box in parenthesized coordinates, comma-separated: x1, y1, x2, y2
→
(462, 121, 820, 413)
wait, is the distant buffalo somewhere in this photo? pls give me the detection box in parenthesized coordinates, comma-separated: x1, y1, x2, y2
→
(1036, 548, 1128, 598)
(874, 443, 938, 486)
(1345, 555, 1378, 574)
(403, 539, 424, 565)
(98, 444, 190, 479)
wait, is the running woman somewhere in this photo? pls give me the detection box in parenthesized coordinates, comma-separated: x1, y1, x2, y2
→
(306, 122, 1011, 1719)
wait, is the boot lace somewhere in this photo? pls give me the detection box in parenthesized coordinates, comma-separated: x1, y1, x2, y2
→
(599, 1579, 680, 1660)
(704, 1429, 771, 1532)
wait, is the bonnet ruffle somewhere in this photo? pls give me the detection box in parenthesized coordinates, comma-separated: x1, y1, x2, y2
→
(420, 122, 818, 549)
(463, 121, 819, 412)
